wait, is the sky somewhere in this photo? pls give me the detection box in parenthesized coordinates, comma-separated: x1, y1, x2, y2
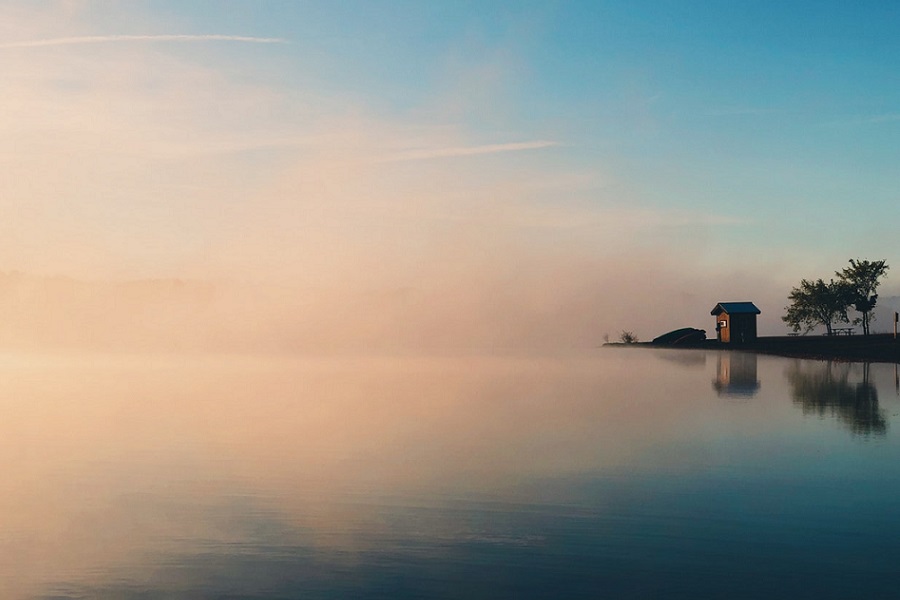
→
(1, 0, 899, 349)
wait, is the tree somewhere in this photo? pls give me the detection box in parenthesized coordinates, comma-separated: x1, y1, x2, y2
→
(619, 331, 639, 344)
(836, 259, 889, 335)
(783, 278, 851, 335)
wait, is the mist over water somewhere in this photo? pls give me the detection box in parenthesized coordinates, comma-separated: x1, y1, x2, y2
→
(3, 350, 900, 599)
(4, 4, 900, 597)
(0, 258, 797, 354)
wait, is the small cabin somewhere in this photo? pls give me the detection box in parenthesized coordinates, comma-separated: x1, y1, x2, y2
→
(711, 302, 761, 344)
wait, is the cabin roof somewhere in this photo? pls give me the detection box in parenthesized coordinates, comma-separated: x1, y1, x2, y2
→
(710, 301, 761, 316)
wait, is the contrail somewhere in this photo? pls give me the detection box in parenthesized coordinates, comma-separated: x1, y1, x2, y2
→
(380, 141, 560, 163)
(0, 34, 288, 49)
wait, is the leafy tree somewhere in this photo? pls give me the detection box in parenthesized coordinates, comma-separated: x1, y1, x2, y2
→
(783, 278, 851, 335)
(836, 259, 889, 335)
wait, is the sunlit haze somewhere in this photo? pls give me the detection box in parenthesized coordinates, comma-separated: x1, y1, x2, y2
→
(3, 1, 900, 349)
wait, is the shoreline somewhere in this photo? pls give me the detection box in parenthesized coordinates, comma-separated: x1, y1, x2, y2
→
(606, 333, 900, 364)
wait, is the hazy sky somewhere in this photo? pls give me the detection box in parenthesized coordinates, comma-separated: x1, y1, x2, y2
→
(2, 1, 899, 345)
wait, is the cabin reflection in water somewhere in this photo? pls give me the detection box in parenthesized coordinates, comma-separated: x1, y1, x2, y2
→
(712, 352, 760, 397)
(786, 360, 886, 436)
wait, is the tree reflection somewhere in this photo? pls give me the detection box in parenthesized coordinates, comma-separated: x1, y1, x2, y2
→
(785, 360, 886, 436)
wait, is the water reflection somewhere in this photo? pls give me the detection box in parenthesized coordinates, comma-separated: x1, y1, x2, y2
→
(712, 352, 760, 398)
(0, 353, 717, 599)
(655, 349, 707, 368)
(3, 352, 900, 599)
(785, 360, 887, 436)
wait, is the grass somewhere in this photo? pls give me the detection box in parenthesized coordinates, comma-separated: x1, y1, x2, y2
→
(608, 334, 900, 363)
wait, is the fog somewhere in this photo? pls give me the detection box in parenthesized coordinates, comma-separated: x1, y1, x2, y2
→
(0, 3, 888, 354)
(0, 255, 796, 354)
(0, 77, 802, 354)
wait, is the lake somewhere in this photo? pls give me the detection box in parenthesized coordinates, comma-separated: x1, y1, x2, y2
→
(3, 349, 900, 599)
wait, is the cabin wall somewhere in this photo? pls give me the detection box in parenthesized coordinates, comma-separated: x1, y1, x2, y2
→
(714, 313, 758, 344)
(722, 314, 757, 344)
(748, 315, 758, 341)
(715, 314, 731, 343)
(734, 314, 758, 343)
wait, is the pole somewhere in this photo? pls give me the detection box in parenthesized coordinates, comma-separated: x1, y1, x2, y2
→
(894, 311, 898, 340)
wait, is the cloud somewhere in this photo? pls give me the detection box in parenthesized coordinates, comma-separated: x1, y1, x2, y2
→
(846, 113, 900, 125)
(706, 107, 783, 117)
(377, 140, 560, 163)
(0, 34, 288, 50)
(822, 113, 900, 127)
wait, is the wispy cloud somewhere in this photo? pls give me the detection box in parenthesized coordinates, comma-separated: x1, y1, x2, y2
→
(378, 140, 559, 163)
(0, 34, 287, 50)
(845, 113, 900, 125)
(706, 107, 783, 117)
(821, 113, 900, 128)
(513, 205, 747, 231)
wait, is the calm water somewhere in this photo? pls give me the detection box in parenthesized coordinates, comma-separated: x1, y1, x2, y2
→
(3, 349, 900, 599)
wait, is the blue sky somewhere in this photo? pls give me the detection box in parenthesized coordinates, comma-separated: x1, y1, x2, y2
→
(1, 1, 899, 343)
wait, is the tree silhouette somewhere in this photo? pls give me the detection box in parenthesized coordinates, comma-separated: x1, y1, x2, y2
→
(783, 278, 851, 335)
(785, 360, 886, 436)
(836, 259, 889, 335)
(619, 331, 638, 344)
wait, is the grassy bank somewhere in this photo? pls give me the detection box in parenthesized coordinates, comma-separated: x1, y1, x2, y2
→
(608, 334, 900, 363)
(736, 334, 900, 363)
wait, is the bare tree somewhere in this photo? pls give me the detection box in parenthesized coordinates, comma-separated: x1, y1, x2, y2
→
(619, 331, 639, 344)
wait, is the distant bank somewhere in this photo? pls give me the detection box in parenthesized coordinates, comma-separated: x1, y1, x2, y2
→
(605, 334, 900, 364)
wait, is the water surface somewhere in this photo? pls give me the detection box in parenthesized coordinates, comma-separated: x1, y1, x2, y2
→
(3, 350, 900, 599)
